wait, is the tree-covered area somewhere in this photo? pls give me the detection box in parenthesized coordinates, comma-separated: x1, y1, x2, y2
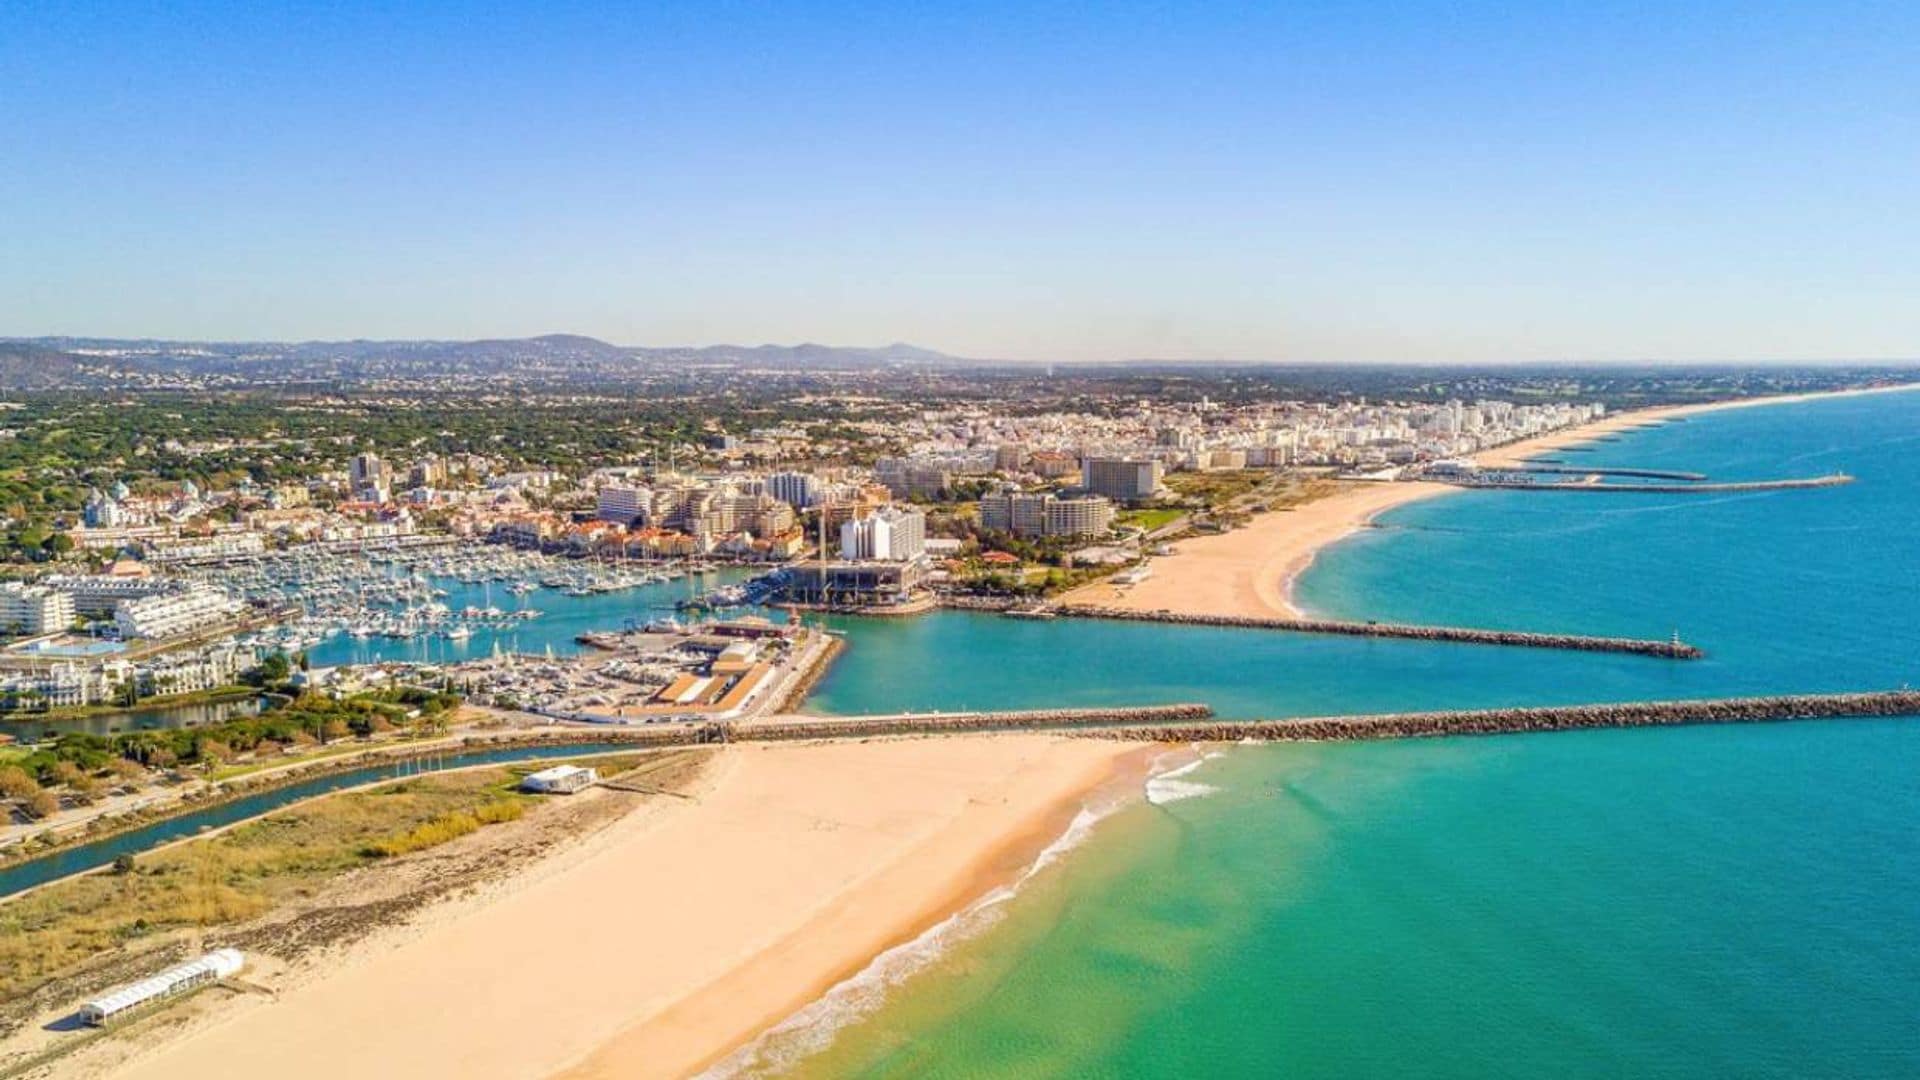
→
(0, 687, 461, 818)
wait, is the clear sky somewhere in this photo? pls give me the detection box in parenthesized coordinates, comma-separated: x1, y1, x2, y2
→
(2, 1, 1915, 362)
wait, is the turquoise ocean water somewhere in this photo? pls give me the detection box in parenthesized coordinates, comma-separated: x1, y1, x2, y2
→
(747, 389, 1920, 1078)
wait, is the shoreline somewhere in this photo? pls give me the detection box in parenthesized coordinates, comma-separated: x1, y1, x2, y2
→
(1064, 382, 1920, 621)
(68, 380, 1920, 1078)
(567, 741, 1161, 1080)
(102, 735, 1147, 1080)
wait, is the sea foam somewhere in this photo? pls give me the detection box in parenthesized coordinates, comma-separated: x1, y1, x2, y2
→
(698, 801, 1121, 1079)
(1145, 751, 1223, 806)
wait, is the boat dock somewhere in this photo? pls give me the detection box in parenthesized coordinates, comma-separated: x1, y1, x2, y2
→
(1045, 605, 1703, 659)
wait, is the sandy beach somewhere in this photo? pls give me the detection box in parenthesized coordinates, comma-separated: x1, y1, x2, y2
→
(108, 736, 1145, 1080)
(1062, 479, 1453, 618)
(1062, 383, 1920, 620)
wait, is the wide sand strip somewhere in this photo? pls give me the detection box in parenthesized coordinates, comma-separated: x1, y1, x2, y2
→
(1063, 480, 1449, 619)
(112, 736, 1142, 1080)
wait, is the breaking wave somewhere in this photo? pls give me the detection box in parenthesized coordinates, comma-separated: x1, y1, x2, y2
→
(1145, 751, 1223, 806)
(699, 800, 1121, 1079)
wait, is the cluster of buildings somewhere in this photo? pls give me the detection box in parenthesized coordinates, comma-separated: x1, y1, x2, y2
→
(0, 640, 250, 710)
(0, 572, 242, 642)
(867, 398, 1607, 480)
(977, 488, 1116, 539)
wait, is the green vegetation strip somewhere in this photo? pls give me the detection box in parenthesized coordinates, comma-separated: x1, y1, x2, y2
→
(0, 768, 527, 1005)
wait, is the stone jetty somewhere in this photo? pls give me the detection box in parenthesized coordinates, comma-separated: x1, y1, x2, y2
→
(1442, 473, 1853, 494)
(726, 703, 1214, 742)
(1510, 464, 1708, 481)
(1073, 691, 1920, 743)
(1049, 604, 1703, 659)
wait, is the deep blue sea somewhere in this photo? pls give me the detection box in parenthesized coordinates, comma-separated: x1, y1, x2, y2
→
(758, 388, 1920, 1078)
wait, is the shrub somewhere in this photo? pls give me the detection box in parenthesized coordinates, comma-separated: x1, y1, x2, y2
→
(359, 799, 525, 858)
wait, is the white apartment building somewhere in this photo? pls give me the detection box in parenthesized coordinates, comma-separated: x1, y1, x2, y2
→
(979, 490, 1114, 539)
(1045, 494, 1116, 538)
(42, 575, 179, 617)
(596, 484, 648, 525)
(138, 644, 245, 695)
(840, 506, 927, 562)
(768, 471, 822, 509)
(0, 664, 111, 709)
(0, 581, 77, 635)
(114, 586, 241, 640)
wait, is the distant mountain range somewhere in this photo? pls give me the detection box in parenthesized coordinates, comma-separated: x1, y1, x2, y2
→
(0, 335, 975, 388)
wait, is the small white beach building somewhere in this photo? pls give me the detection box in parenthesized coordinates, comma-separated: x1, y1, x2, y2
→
(80, 948, 244, 1025)
(520, 764, 598, 794)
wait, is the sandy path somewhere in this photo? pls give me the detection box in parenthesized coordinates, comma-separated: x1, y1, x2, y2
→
(111, 736, 1142, 1080)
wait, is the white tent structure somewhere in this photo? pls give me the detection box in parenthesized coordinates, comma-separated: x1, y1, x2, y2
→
(80, 949, 244, 1025)
(520, 764, 598, 794)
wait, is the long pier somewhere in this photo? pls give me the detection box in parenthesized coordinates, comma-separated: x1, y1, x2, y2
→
(1047, 604, 1702, 659)
(1072, 691, 1920, 743)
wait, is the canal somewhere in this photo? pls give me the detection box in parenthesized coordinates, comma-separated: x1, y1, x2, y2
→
(0, 740, 651, 900)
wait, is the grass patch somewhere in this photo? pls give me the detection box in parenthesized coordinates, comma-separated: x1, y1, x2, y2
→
(1117, 507, 1185, 531)
(1163, 469, 1271, 508)
(0, 768, 531, 1006)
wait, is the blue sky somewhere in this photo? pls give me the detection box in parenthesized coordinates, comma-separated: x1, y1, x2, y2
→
(2, 1, 1915, 361)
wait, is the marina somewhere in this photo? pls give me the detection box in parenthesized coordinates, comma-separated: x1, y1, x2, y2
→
(170, 544, 753, 668)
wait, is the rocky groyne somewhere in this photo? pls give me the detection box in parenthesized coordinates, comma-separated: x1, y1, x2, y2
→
(727, 703, 1215, 742)
(1510, 464, 1708, 481)
(1443, 474, 1853, 494)
(1072, 691, 1920, 743)
(1049, 605, 1703, 659)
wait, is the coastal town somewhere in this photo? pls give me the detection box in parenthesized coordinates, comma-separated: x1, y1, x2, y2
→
(0, 351, 1911, 1080)
(0, 389, 1612, 711)
(7, 4, 1917, 1075)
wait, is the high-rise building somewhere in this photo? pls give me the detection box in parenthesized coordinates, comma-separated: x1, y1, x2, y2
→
(408, 455, 448, 488)
(0, 582, 76, 635)
(596, 484, 648, 525)
(1081, 457, 1164, 501)
(979, 489, 1114, 539)
(979, 489, 1049, 536)
(1044, 494, 1115, 538)
(840, 505, 927, 562)
(349, 452, 388, 498)
(873, 458, 950, 500)
(768, 471, 822, 509)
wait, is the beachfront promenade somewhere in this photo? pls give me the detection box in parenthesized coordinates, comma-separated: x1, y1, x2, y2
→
(1046, 604, 1704, 659)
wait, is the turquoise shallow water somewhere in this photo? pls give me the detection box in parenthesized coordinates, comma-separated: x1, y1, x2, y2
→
(760, 389, 1920, 1078)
